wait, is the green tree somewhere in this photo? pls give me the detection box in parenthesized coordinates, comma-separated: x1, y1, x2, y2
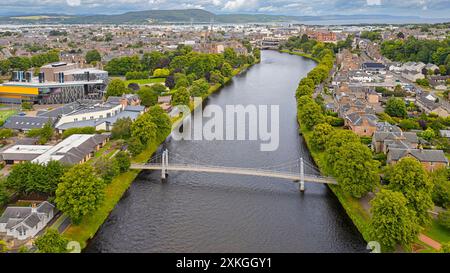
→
(55, 164, 105, 224)
(190, 78, 210, 98)
(130, 113, 157, 145)
(0, 181, 8, 206)
(137, 86, 158, 107)
(0, 240, 8, 253)
(172, 87, 190, 107)
(44, 160, 67, 194)
(62, 127, 96, 139)
(431, 168, 450, 208)
(419, 128, 435, 141)
(5, 161, 61, 195)
(34, 229, 68, 253)
(385, 97, 407, 118)
(106, 79, 127, 98)
(0, 128, 14, 139)
(152, 68, 170, 78)
(332, 143, 379, 198)
(386, 157, 434, 226)
(127, 137, 145, 156)
(111, 117, 133, 139)
(147, 105, 172, 139)
(174, 73, 189, 89)
(369, 189, 420, 251)
(438, 210, 450, 230)
(85, 49, 101, 64)
(311, 123, 334, 151)
(105, 55, 141, 76)
(210, 70, 224, 84)
(324, 130, 361, 173)
(296, 85, 314, 98)
(221, 62, 233, 77)
(115, 151, 131, 173)
(150, 83, 167, 95)
(93, 156, 120, 184)
(298, 101, 324, 130)
(442, 242, 450, 253)
(224, 48, 238, 67)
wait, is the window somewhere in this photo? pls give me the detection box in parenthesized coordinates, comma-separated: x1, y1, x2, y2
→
(90, 116, 94, 120)
(74, 118, 78, 122)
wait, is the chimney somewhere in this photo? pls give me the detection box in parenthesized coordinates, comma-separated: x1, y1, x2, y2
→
(31, 203, 37, 213)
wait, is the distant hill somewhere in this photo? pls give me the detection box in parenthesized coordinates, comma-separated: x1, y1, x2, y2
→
(0, 9, 429, 25)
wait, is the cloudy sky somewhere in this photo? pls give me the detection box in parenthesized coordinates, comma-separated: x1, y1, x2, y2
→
(1, 0, 450, 18)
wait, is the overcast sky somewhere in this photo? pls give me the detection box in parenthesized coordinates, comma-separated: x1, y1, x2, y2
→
(1, 0, 450, 18)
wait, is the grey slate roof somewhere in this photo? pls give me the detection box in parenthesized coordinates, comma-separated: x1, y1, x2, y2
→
(55, 109, 140, 131)
(23, 213, 41, 228)
(346, 112, 378, 126)
(0, 201, 54, 230)
(388, 148, 449, 163)
(373, 131, 418, 144)
(3, 116, 56, 131)
(57, 134, 109, 165)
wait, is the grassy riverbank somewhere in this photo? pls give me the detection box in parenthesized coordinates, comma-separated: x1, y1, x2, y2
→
(280, 49, 321, 62)
(62, 62, 257, 249)
(300, 125, 372, 242)
(284, 47, 373, 244)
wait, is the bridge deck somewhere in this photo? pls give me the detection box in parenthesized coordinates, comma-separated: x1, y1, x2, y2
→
(130, 163, 337, 184)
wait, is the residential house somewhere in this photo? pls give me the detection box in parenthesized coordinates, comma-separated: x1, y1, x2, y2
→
(0, 134, 109, 165)
(345, 112, 378, 137)
(387, 148, 449, 171)
(372, 126, 419, 154)
(416, 93, 450, 117)
(0, 202, 55, 241)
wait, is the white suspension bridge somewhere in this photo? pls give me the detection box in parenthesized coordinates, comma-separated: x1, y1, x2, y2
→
(130, 150, 337, 192)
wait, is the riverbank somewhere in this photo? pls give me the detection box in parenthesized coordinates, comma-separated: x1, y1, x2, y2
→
(280, 49, 321, 63)
(62, 61, 258, 249)
(281, 48, 373, 243)
(300, 125, 372, 242)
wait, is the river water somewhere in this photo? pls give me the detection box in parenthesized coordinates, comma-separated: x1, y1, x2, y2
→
(86, 50, 366, 253)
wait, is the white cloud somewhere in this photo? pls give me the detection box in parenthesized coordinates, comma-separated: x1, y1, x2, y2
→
(223, 0, 259, 11)
(66, 0, 81, 6)
(366, 0, 381, 5)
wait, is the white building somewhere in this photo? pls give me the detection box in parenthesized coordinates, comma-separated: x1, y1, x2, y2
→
(0, 202, 54, 241)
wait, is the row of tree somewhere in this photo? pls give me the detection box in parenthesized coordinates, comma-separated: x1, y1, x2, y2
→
(0, 50, 60, 75)
(381, 36, 450, 75)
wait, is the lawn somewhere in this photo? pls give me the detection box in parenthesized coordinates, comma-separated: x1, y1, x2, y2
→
(63, 135, 165, 249)
(0, 109, 18, 123)
(424, 219, 450, 244)
(124, 78, 165, 86)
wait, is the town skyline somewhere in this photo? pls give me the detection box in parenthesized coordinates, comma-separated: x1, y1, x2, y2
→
(1, 1, 450, 18)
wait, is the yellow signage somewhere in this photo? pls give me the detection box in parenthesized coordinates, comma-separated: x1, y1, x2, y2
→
(0, 86, 39, 95)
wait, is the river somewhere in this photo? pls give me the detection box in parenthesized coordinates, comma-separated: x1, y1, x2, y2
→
(85, 50, 367, 253)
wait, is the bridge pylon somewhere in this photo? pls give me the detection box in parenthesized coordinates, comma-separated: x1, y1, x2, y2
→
(299, 157, 305, 192)
(161, 149, 169, 181)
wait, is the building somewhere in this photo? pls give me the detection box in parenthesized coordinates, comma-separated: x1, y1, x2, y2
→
(0, 134, 109, 165)
(0, 202, 54, 241)
(387, 148, 449, 171)
(345, 112, 378, 137)
(54, 98, 144, 132)
(401, 70, 425, 82)
(361, 62, 386, 74)
(3, 115, 57, 132)
(372, 128, 419, 154)
(416, 93, 450, 117)
(0, 62, 108, 104)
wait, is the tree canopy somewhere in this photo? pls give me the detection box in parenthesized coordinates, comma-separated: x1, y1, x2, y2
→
(369, 189, 420, 251)
(55, 164, 105, 224)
